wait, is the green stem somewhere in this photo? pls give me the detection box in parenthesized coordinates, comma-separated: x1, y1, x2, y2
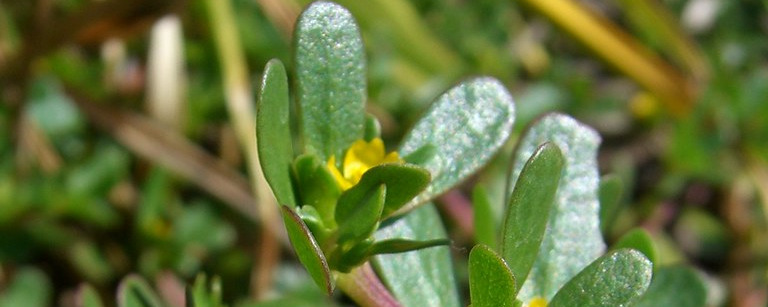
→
(336, 262, 402, 307)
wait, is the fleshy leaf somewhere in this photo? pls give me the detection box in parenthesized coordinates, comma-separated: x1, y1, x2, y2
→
(510, 113, 605, 301)
(548, 249, 652, 307)
(257, 59, 296, 207)
(501, 142, 564, 295)
(117, 275, 164, 307)
(398, 77, 515, 214)
(612, 228, 657, 265)
(469, 244, 517, 307)
(363, 113, 381, 141)
(367, 238, 450, 255)
(281, 206, 333, 294)
(373, 204, 460, 307)
(599, 174, 624, 235)
(78, 284, 104, 307)
(633, 265, 707, 307)
(472, 185, 497, 249)
(186, 274, 225, 307)
(295, 1, 366, 161)
(293, 154, 342, 227)
(352, 164, 431, 218)
(336, 184, 386, 246)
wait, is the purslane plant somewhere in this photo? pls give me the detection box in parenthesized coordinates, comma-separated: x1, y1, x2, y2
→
(256, 0, 514, 301)
(255, 2, 708, 307)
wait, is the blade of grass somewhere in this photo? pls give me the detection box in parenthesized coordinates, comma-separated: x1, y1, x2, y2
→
(618, 0, 709, 82)
(518, 0, 695, 114)
(205, 0, 282, 298)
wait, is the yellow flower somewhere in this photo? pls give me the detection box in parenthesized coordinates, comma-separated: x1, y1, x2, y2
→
(327, 138, 402, 190)
(527, 297, 548, 307)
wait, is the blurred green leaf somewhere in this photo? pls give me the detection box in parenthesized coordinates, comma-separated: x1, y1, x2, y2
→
(472, 185, 497, 249)
(257, 59, 296, 208)
(634, 265, 707, 307)
(117, 275, 164, 307)
(509, 113, 604, 301)
(0, 267, 52, 307)
(612, 228, 657, 265)
(398, 77, 515, 213)
(295, 1, 366, 161)
(373, 204, 460, 307)
(78, 284, 104, 307)
(598, 174, 624, 235)
(336, 184, 386, 246)
(468, 244, 516, 307)
(281, 206, 333, 294)
(293, 154, 342, 227)
(501, 142, 563, 295)
(549, 249, 652, 307)
(186, 274, 225, 307)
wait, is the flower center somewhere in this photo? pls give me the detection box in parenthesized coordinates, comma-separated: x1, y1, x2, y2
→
(327, 138, 402, 190)
(527, 297, 548, 307)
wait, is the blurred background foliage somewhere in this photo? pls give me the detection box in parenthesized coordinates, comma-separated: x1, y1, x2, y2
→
(0, 0, 766, 306)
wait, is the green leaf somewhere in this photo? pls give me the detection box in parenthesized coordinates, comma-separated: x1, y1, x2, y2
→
(373, 204, 460, 307)
(186, 274, 225, 307)
(363, 113, 381, 141)
(398, 78, 515, 213)
(510, 113, 604, 301)
(634, 265, 707, 307)
(548, 249, 652, 307)
(257, 59, 296, 207)
(78, 284, 104, 307)
(281, 206, 333, 295)
(501, 142, 564, 295)
(355, 164, 430, 218)
(336, 184, 386, 246)
(472, 185, 498, 249)
(0, 268, 52, 307)
(468, 244, 517, 307)
(293, 154, 342, 227)
(295, 1, 366, 161)
(599, 174, 624, 235)
(117, 275, 164, 307)
(612, 228, 657, 265)
(367, 238, 450, 255)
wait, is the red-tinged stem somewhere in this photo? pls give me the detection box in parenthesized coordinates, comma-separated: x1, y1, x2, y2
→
(336, 262, 402, 307)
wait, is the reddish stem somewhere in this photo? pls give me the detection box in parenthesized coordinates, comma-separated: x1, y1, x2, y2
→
(336, 262, 402, 307)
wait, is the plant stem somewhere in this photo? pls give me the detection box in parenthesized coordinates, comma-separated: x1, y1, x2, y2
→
(336, 262, 402, 307)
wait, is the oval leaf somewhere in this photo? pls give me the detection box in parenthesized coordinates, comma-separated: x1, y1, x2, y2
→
(336, 184, 386, 246)
(281, 205, 333, 294)
(612, 228, 657, 265)
(353, 163, 431, 218)
(549, 249, 652, 307)
(295, 1, 366, 161)
(373, 204, 461, 307)
(501, 142, 564, 295)
(78, 284, 104, 307)
(469, 244, 517, 307)
(116, 275, 163, 307)
(257, 59, 296, 207)
(398, 77, 515, 213)
(510, 113, 605, 301)
(633, 265, 707, 307)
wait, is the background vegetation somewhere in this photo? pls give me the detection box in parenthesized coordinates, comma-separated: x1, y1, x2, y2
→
(0, 0, 766, 306)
